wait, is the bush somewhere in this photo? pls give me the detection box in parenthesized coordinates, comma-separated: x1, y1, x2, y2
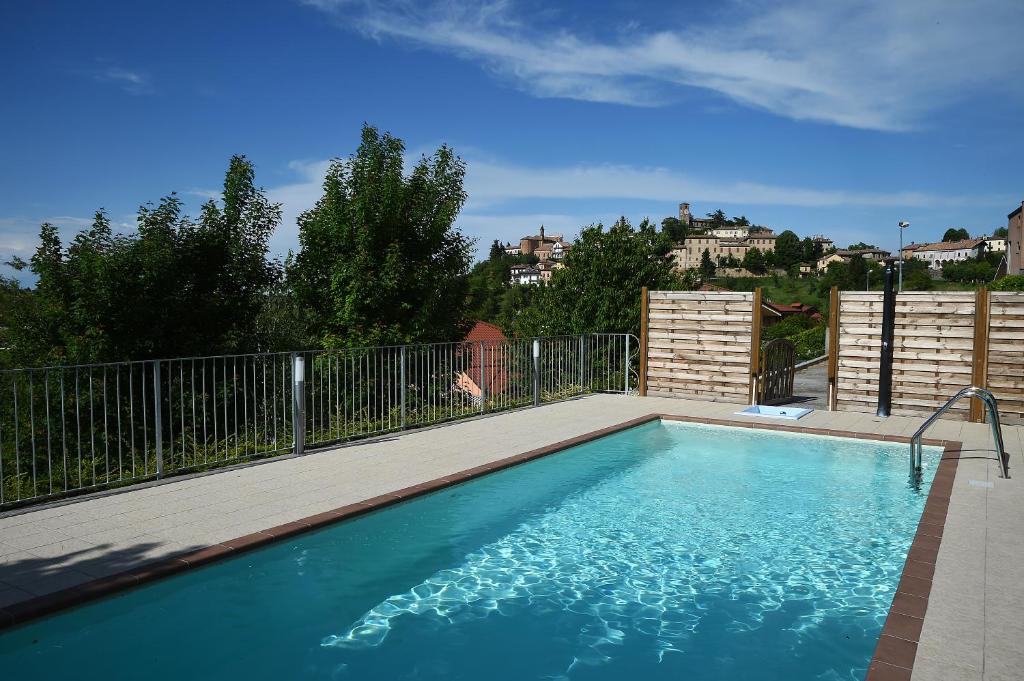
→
(991, 275, 1024, 292)
(762, 314, 817, 342)
(790, 325, 826, 361)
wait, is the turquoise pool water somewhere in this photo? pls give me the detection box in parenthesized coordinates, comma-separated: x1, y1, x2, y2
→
(0, 422, 938, 680)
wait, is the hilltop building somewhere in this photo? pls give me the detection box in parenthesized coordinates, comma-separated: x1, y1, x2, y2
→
(504, 225, 566, 257)
(904, 239, 987, 270)
(1006, 202, 1023, 275)
(816, 248, 891, 271)
(671, 231, 777, 271)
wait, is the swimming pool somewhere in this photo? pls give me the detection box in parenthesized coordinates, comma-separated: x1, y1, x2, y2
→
(0, 421, 939, 680)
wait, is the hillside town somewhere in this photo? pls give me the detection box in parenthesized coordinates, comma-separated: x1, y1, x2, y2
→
(500, 199, 1023, 285)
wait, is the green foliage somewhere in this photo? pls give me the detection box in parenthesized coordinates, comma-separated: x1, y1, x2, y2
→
(705, 209, 728, 229)
(762, 314, 817, 342)
(660, 216, 688, 242)
(742, 246, 767, 274)
(498, 217, 680, 337)
(10, 156, 280, 365)
(773, 230, 802, 270)
(789, 324, 827, 361)
(700, 248, 716, 280)
(991, 275, 1024, 291)
(942, 227, 971, 242)
(465, 246, 539, 322)
(847, 242, 878, 250)
(942, 258, 995, 284)
(993, 226, 1008, 239)
(288, 124, 473, 347)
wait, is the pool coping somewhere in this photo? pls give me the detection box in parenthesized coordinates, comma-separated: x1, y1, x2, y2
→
(0, 413, 960, 681)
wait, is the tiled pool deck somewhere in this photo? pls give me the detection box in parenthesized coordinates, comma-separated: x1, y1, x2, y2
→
(1, 394, 1021, 680)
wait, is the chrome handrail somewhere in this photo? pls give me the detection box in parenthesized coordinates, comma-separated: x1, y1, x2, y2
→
(910, 386, 1009, 479)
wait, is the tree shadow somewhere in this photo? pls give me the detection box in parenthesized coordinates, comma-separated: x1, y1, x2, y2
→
(0, 539, 203, 607)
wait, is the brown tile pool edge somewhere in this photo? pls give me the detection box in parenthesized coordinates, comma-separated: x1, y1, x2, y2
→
(0, 410, 959, 673)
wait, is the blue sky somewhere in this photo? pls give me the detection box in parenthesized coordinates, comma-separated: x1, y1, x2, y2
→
(2, 0, 1023, 283)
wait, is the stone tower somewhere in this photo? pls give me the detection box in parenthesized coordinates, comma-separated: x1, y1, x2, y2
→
(678, 202, 692, 226)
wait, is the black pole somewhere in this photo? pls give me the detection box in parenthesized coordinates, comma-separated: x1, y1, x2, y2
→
(876, 258, 897, 417)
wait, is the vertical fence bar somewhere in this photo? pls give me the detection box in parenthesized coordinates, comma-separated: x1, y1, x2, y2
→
(400, 345, 407, 429)
(153, 361, 163, 479)
(624, 334, 631, 394)
(639, 287, 649, 396)
(532, 339, 540, 407)
(292, 353, 305, 456)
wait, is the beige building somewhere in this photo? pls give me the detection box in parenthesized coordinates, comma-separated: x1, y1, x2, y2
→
(514, 225, 564, 257)
(1008, 202, 1024, 275)
(816, 248, 892, 271)
(913, 239, 985, 270)
(672, 232, 777, 271)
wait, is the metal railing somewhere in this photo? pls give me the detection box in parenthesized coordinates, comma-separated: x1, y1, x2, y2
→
(0, 334, 638, 508)
(910, 386, 1009, 479)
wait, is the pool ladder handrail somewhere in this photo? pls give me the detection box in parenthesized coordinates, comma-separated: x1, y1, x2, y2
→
(909, 386, 1009, 479)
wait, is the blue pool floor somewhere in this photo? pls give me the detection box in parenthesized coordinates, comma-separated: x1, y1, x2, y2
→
(0, 422, 938, 680)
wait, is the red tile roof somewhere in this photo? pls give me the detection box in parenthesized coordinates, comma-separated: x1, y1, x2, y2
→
(465, 320, 506, 343)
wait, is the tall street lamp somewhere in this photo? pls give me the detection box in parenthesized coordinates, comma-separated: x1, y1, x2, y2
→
(898, 221, 910, 292)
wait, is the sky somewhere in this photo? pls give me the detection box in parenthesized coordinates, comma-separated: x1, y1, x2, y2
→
(2, 0, 1023, 284)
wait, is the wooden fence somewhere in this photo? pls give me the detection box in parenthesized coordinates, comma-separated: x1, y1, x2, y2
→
(640, 289, 760, 403)
(639, 287, 1024, 423)
(829, 288, 1024, 424)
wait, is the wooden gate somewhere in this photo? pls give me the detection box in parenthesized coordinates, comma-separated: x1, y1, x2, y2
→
(758, 338, 796, 405)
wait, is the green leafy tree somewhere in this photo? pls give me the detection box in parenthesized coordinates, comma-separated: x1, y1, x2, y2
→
(499, 217, 679, 337)
(742, 246, 766, 274)
(289, 124, 473, 347)
(847, 242, 879, 250)
(706, 209, 729, 230)
(942, 227, 971, 242)
(660, 216, 688, 242)
(993, 227, 1008, 239)
(700, 248, 716, 280)
(731, 215, 750, 227)
(773, 230, 803, 270)
(10, 156, 280, 364)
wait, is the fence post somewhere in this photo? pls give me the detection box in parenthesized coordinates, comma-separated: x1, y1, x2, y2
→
(153, 360, 163, 479)
(292, 353, 305, 455)
(532, 339, 540, 407)
(639, 287, 649, 396)
(478, 342, 487, 414)
(876, 259, 897, 417)
(749, 287, 763, 405)
(970, 287, 991, 422)
(578, 335, 585, 394)
(827, 286, 840, 411)
(400, 345, 407, 427)
(624, 334, 630, 393)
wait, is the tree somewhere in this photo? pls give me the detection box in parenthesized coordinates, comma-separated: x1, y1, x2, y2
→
(706, 209, 729, 229)
(742, 246, 766, 275)
(661, 216, 687, 242)
(774, 230, 802, 270)
(289, 124, 473, 347)
(942, 227, 970, 242)
(488, 239, 505, 260)
(847, 242, 879, 250)
(700, 248, 716, 280)
(993, 226, 1009, 239)
(498, 217, 679, 337)
(731, 215, 750, 227)
(10, 156, 281, 364)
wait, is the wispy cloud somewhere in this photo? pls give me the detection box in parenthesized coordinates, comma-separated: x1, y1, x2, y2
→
(262, 154, 1008, 259)
(91, 65, 152, 94)
(302, 0, 1024, 131)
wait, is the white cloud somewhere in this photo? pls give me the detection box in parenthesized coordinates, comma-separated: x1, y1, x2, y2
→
(91, 65, 152, 94)
(302, 0, 1024, 131)
(259, 154, 1008, 260)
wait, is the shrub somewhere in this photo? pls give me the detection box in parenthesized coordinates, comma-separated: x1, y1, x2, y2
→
(991, 275, 1024, 292)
